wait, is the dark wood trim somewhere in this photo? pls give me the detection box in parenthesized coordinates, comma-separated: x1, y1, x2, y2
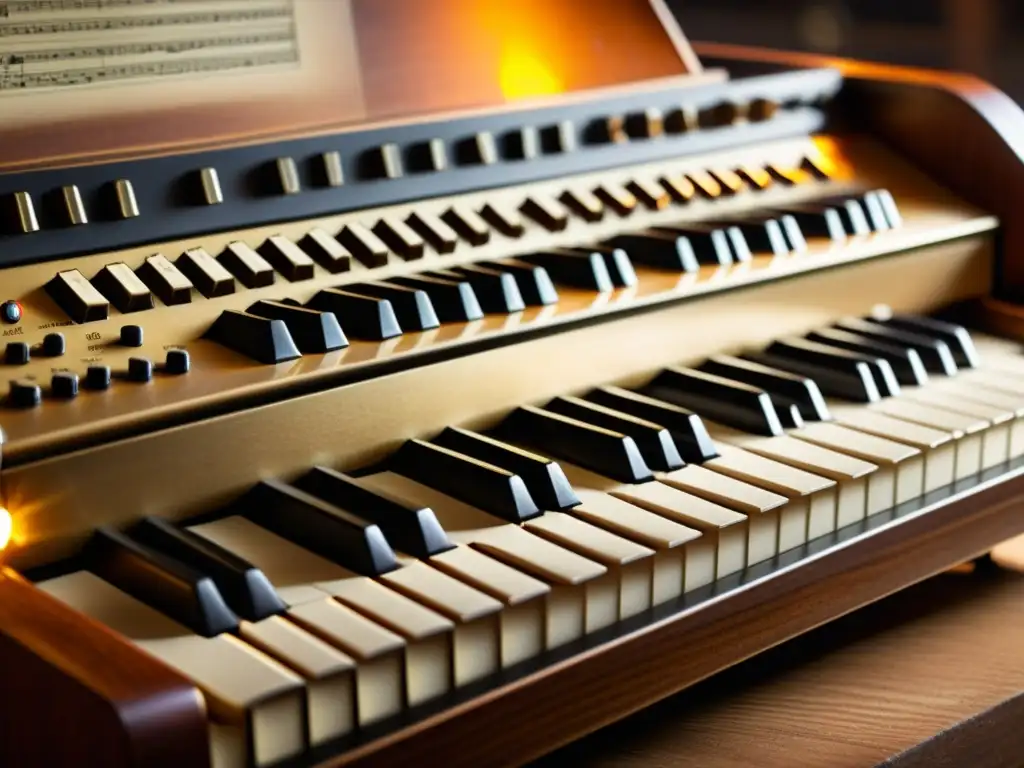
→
(0, 568, 210, 768)
(291, 463, 1024, 767)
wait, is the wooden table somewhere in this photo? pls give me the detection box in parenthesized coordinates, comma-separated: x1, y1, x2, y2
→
(532, 554, 1024, 768)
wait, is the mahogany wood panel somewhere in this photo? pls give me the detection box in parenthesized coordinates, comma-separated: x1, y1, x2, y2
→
(313, 466, 1024, 768)
(534, 568, 1024, 768)
(0, 568, 210, 768)
(694, 42, 1024, 301)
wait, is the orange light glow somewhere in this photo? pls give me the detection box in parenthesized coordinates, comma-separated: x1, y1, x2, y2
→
(0, 508, 11, 551)
(499, 46, 562, 100)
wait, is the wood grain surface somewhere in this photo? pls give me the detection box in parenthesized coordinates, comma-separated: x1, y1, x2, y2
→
(531, 565, 1024, 768)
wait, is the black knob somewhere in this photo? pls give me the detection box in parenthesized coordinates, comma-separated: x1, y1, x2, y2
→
(51, 372, 79, 399)
(42, 332, 66, 357)
(120, 324, 144, 347)
(164, 349, 191, 375)
(8, 379, 42, 408)
(85, 365, 112, 391)
(1, 300, 22, 324)
(128, 357, 153, 383)
(4, 341, 29, 365)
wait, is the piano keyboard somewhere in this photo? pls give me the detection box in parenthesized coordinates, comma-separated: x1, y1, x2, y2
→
(31, 312, 1024, 768)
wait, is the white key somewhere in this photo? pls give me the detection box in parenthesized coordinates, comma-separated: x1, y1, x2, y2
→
(871, 399, 987, 479)
(190, 517, 446, 713)
(710, 425, 876, 530)
(703, 444, 836, 550)
(39, 572, 305, 768)
(830, 405, 955, 495)
(568, 489, 701, 605)
(901, 387, 1013, 469)
(360, 472, 606, 650)
(931, 377, 1024, 460)
(792, 421, 921, 515)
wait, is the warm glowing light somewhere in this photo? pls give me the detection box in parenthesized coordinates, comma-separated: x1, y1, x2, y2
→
(499, 46, 562, 100)
(0, 508, 11, 551)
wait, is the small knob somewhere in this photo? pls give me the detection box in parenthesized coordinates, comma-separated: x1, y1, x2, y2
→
(1, 300, 22, 324)
(164, 349, 191, 375)
(51, 372, 79, 399)
(127, 357, 153, 383)
(42, 332, 66, 357)
(8, 379, 42, 408)
(120, 324, 144, 347)
(4, 341, 29, 365)
(85, 365, 112, 391)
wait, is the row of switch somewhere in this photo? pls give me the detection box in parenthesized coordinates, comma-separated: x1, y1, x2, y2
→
(204, 190, 902, 365)
(2, 325, 147, 367)
(39, 155, 830, 325)
(5, 349, 190, 408)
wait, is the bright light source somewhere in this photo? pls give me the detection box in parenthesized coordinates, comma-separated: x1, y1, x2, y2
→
(0, 508, 11, 551)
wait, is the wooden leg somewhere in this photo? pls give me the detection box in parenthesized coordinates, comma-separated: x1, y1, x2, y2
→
(0, 567, 210, 768)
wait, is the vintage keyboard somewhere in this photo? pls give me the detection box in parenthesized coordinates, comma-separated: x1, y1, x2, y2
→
(6, 2, 1024, 767)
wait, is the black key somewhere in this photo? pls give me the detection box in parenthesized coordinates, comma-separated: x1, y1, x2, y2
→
(87, 528, 239, 637)
(293, 467, 454, 558)
(835, 199, 871, 235)
(583, 385, 719, 463)
(488, 260, 560, 306)
(806, 328, 929, 385)
(247, 300, 348, 354)
(698, 355, 833, 422)
(544, 395, 684, 471)
(642, 367, 784, 437)
(405, 211, 458, 254)
(345, 282, 440, 332)
(654, 224, 745, 265)
(432, 427, 580, 511)
(776, 338, 901, 398)
(778, 215, 808, 252)
(235, 480, 398, 576)
(129, 517, 286, 622)
(578, 245, 637, 288)
(390, 273, 485, 322)
(494, 405, 653, 484)
(714, 218, 790, 256)
(775, 204, 847, 241)
(389, 439, 541, 523)
(306, 289, 402, 341)
(441, 266, 525, 314)
(750, 338, 881, 402)
(833, 317, 959, 376)
(859, 191, 891, 231)
(604, 231, 699, 272)
(204, 309, 301, 364)
(519, 249, 613, 292)
(877, 314, 979, 368)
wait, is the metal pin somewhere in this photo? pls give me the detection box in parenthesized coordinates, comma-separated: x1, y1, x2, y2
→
(62, 185, 88, 225)
(13, 191, 39, 233)
(276, 157, 300, 195)
(114, 179, 140, 218)
(200, 167, 223, 205)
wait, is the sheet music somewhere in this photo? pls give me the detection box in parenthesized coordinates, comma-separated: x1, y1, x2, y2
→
(0, 0, 301, 94)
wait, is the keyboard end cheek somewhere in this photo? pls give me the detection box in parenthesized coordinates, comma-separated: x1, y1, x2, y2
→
(0, 569, 210, 768)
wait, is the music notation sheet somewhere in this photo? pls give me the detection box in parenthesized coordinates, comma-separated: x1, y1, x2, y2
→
(0, 0, 301, 92)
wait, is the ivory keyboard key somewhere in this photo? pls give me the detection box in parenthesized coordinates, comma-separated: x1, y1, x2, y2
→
(657, 463, 785, 564)
(709, 428, 876, 529)
(40, 572, 306, 768)
(495, 405, 654, 484)
(429, 545, 550, 667)
(358, 472, 607, 650)
(238, 616, 356, 746)
(389, 439, 541, 522)
(188, 517, 444, 711)
(525, 513, 655, 626)
(130, 517, 287, 621)
(383, 560, 504, 686)
(584, 385, 720, 463)
(431, 427, 581, 510)
(86, 528, 239, 637)
(293, 467, 455, 557)
(568, 489, 702, 605)
(871, 399, 987, 479)
(703, 444, 837, 549)
(930, 379, 1024, 460)
(830, 407, 954, 495)
(900, 389, 1013, 469)
(792, 421, 921, 515)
